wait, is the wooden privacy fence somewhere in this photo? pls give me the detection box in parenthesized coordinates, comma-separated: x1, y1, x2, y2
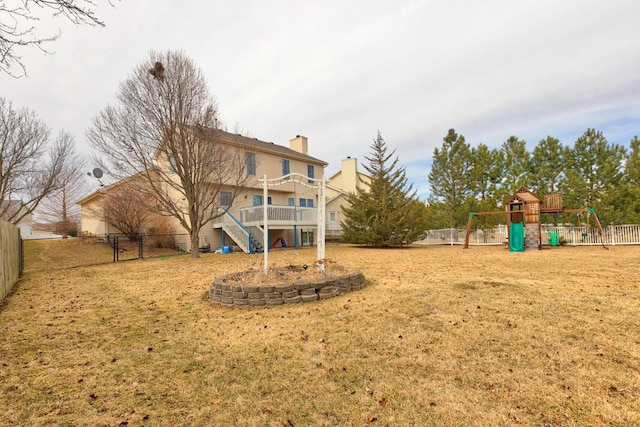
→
(1, 220, 21, 300)
(419, 225, 640, 246)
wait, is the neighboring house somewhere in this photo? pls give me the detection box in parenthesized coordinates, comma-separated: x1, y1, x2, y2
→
(76, 130, 328, 253)
(12, 211, 35, 238)
(1, 206, 62, 239)
(325, 157, 371, 237)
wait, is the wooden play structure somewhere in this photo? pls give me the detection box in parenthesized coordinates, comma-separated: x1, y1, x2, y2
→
(463, 187, 607, 251)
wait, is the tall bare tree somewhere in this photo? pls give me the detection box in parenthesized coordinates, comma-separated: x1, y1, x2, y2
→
(1, 97, 75, 225)
(35, 131, 87, 237)
(87, 50, 248, 258)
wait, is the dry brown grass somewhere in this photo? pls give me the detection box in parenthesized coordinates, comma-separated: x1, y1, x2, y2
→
(1, 240, 639, 426)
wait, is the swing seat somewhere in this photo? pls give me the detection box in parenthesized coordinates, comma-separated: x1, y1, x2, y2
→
(548, 232, 560, 246)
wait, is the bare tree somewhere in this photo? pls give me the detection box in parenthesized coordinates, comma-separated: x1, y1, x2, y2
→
(1, 1, 112, 77)
(1, 97, 75, 224)
(87, 50, 248, 258)
(35, 131, 87, 237)
(100, 183, 154, 241)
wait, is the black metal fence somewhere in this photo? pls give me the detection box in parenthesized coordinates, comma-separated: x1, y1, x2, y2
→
(21, 233, 199, 273)
(103, 233, 191, 262)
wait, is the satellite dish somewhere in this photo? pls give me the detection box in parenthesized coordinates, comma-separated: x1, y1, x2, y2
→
(92, 168, 103, 179)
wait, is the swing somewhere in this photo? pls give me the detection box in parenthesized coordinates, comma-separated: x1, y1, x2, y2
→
(577, 212, 588, 240)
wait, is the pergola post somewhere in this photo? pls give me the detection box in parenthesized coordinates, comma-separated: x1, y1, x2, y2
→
(258, 173, 326, 274)
(263, 174, 268, 274)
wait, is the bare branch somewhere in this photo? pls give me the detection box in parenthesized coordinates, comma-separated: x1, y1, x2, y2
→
(1, 97, 78, 225)
(35, 131, 88, 237)
(100, 182, 154, 240)
(0, 0, 115, 77)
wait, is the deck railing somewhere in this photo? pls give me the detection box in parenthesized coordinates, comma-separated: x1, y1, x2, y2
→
(239, 205, 317, 226)
(216, 211, 252, 253)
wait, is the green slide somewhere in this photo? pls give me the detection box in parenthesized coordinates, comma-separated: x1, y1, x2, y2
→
(509, 222, 525, 252)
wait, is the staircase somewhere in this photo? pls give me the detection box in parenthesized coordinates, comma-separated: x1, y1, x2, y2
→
(247, 225, 265, 253)
(219, 212, 264, 254)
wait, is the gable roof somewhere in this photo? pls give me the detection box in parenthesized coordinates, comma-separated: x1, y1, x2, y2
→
(205, 129, 328, 166)
(77, 130, 328, 206)
(75, 171, 149, 206)
(506, 186, 541, 204)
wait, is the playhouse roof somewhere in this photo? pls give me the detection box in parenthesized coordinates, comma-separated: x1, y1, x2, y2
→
(506, 186, 541, 204)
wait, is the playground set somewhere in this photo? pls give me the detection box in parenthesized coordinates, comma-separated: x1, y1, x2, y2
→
(463, 187, 607, 251)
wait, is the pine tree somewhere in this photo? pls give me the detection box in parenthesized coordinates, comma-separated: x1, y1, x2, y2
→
(530, 136, 564, 195)
(560, 128, 626, 225)
(469, 143, 502, 201)
(341, 131, 426, 247)
(498, 136, 531, 197)
(428, 129, 472, 227)
(626, 136, 640, 187)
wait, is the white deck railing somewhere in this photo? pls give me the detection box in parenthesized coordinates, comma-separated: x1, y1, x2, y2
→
(239, 205, 317, 226)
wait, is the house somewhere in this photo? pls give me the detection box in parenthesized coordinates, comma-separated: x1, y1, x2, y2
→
(1, 201, 62, 239)
(324, 157, 370, 237)
(77, 130, 328, 253)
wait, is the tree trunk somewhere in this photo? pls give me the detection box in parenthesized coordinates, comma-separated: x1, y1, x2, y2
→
(190, 231, 200, 259)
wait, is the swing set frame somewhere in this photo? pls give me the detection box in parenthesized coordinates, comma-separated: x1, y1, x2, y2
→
(463, 197, 608, 250)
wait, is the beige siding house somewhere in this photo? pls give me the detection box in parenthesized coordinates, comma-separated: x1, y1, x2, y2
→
(77, 130, 328, 253)
(325, 157, 370, 236)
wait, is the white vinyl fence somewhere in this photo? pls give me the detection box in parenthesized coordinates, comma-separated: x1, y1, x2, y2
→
(418, 225, 640, 246)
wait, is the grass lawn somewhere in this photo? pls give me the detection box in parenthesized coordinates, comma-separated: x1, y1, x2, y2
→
(1, 239, 639, 426)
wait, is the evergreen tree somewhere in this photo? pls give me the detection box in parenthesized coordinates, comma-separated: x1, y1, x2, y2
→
(607, 136, 640, 224)
(560, 129, 626, 225)
(530, 136, 564, 195)
(469, 143, 501, 201)
(498, 136, 531, 197)
(341, 131, 425, 247)
(626, 136, 640, 186)
(466, 144, 502, 227)
(427, 129, 472, 227)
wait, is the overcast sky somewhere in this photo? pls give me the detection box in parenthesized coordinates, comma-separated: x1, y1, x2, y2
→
(3, 0, 640, 199)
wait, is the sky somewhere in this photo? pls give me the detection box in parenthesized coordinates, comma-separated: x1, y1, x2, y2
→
(3, 0, 640, 200)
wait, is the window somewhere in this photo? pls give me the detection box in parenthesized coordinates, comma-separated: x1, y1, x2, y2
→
(299, 198, 314, 208)
(329, 211, 337, 222)
(168, 155, 177, 174)
(307, 164, 315, 184)
(252, 195, 272, 206)
(220, 191, 232, 207)
(282, 159, 290, 180)
(246, 152, 256, 176)
(288, 197, 295, 206)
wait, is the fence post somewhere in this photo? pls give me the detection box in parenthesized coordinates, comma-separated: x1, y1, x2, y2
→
(114, 236, 118, 262)
(609, 225, 615, 246)
(138, 234, 143, 259)
(19, 238, 24, 277)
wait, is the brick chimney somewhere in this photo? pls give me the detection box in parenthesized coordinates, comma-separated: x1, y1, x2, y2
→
(289, 135, 308, 155)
